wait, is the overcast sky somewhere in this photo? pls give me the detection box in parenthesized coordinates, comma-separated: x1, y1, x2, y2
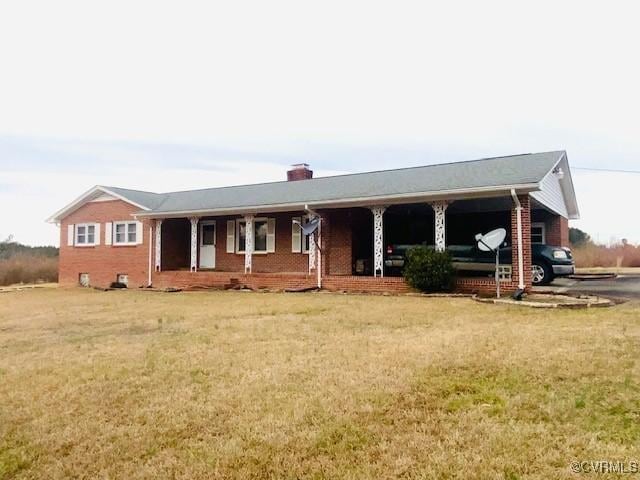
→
(1, 0, 639, 246)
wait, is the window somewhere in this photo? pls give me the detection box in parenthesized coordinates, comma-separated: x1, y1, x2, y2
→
(76, 224, 96, 245)
(237, 221, 247, 252)
(236, 218, 269, 253)
(79, 273, 90, 287)
(113, 221, 137, 245)
(292, 216, 314, 253)
(202, 224, 215, 245)
(255, 220, 268, 252)
(302, 217, 313, 253)
(531, 222, 546, 244)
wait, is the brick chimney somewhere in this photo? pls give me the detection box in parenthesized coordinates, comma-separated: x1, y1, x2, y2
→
(287, 163, 313, 181)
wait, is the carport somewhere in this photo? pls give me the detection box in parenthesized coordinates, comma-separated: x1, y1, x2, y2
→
(347, 192, 573, 292)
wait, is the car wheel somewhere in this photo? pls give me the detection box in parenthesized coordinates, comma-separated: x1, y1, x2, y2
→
(531, 263, 553, 286)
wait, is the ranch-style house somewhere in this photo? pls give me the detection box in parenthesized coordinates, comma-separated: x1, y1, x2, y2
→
(48, 151, 579, 294)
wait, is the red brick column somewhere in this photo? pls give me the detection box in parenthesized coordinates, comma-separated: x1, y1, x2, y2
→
(546, 215, 569, 247)
(319, 211, 330, 277)
(511, 194, 532, 291)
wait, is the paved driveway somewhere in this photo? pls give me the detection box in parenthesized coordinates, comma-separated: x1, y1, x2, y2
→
(536, 275, 640, 301)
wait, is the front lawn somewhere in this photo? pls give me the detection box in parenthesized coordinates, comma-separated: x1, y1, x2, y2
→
(1, 289, 638, 478)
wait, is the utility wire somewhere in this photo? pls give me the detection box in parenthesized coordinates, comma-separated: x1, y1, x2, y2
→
(574, 167, 640, 174)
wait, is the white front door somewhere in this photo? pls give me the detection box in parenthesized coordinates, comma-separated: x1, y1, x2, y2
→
(199, 221, 216, 269)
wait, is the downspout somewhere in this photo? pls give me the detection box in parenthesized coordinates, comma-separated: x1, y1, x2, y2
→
(510, 189, 525, 290)
(148, 225, 153, 287)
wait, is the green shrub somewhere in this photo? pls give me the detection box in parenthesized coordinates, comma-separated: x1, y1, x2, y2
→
(403, 246, 455, 292)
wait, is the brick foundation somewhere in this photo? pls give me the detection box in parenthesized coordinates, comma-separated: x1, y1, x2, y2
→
(322, 275, 412, 293)
(151, 272, 526, 295)
(153, 270, 317, 290)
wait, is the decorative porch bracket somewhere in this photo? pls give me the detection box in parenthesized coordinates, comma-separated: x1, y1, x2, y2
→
(190, 217, 199, 272)
(244, 214, 254, 274)
(430, 201, 449, 252)
(155, 219, 163, 272)
(370, 206, 387, 277)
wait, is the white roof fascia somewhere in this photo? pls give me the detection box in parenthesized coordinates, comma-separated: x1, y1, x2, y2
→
(97, 186, 152, 211)
(46, 186, 151, 224)
(533, 152, 580, 220)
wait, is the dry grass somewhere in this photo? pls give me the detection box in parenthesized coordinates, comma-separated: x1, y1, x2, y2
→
(573, 243, 640, 269)
(0, 254, 58, 286)
(0, 289, 639, 479)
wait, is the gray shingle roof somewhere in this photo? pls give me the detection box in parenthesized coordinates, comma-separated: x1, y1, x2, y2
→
(103, 186, 167, 210)
(116, 151, 565, 214)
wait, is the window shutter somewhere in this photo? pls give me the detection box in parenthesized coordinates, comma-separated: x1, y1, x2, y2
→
(136, 221, 143, 245)
(292, 217, 301, 253)
(104, 222, 112, 245)
(67, 224, 75, 246)
(94, 223, 101, 245)
(267, 218, 276, 253)
(226, 220, 235, 253)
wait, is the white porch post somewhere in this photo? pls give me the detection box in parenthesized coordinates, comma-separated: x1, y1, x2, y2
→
(190, 217, 199, 272)
(244, 214, 254, 274)
(370, 206, 386, 277)
(430, 201, 449, 252)
(154, 219, 163, 272)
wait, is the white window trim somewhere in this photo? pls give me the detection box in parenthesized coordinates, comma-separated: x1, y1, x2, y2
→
(531, 222, 546, 244)
(235, 217, 269, 254)
(75, 223, 97, 247)
(113, 221, 138, 246)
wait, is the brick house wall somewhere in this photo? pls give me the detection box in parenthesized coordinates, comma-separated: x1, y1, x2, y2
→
(157, 210, 358, 275)
(59, 196, 537, 295)
(59, 199, 152, 288)
(250, 212, 310, 273)
(322, 209, 353, 275)
(531, 209, 569, 248)
(545, 215, 569, 247)
(159, 212, 314, 274)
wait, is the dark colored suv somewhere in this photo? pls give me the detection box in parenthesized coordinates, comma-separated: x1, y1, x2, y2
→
(384, 243, 575, 286)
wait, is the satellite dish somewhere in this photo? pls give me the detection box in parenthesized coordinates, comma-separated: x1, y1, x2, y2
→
(293, 216, 320, 236)
(475, 228, 506, 252)
(474, 228, 507, 299)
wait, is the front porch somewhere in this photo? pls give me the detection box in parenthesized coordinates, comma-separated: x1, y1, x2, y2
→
(149, 194, 541, 294)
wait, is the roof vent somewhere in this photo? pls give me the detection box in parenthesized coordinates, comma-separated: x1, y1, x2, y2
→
(287, 163, 313, 181)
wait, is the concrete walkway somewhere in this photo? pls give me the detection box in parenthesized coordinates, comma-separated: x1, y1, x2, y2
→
(535, 275, 640, 301)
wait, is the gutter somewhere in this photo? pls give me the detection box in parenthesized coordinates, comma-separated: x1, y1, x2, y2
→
(510, 189, 526, 290)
